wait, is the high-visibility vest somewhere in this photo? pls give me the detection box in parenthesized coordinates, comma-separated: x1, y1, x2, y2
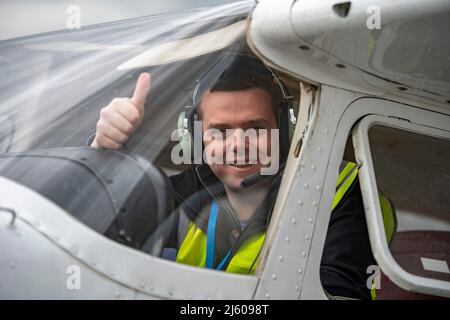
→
(176, 162, 396, 278)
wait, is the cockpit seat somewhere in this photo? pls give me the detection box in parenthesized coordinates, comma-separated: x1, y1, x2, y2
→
(376, 230, 450, 300)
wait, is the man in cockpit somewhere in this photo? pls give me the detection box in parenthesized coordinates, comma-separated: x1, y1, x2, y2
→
(90, 56, 377, 299)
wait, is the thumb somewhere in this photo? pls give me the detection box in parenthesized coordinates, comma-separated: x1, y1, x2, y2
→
(131, 72, 151, 110)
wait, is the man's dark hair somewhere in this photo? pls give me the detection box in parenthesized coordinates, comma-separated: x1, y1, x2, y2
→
(196, 55, 282, 119)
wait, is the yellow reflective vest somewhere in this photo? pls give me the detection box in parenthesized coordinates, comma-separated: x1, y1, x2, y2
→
(176, 162, 395, 282)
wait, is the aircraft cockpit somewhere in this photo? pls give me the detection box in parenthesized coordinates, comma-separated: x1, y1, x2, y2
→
(0, 0, 449, 300)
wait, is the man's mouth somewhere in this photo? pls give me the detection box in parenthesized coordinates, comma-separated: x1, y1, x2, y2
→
(230, 163, 253, 168)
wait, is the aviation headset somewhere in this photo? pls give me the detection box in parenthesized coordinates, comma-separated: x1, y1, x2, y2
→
(177, 55, 296, 165)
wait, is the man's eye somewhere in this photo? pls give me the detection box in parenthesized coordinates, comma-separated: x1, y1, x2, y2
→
(215, 128, 232, 137)
(248, 127, 267, 135)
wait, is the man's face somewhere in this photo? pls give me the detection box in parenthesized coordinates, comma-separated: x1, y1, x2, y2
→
(200, 87, 278, 191)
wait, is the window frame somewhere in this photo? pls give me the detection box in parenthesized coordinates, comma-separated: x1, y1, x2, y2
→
(352, 114, 450, 298)
(285, 89, 450, 300)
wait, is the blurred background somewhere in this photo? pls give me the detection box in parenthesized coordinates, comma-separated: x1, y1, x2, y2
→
(0, 0, 241, 40)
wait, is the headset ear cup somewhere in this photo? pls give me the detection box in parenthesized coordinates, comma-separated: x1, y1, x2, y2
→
(186, 106, 203, 163)
(288, 110, 295, 143)
(178, 110, 192, 160)
(187, 106, 198, 162)
(288, 101, 299, 143)
(278, 105, 290, 163)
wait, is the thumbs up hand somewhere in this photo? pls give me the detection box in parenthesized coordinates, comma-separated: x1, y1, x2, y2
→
(91, 73, 151, 149)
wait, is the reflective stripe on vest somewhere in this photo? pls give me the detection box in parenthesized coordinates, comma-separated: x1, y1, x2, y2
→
(176, 162, 396, 277)
(332, 162, 396, 243)
(332, 162, 359, 211)
(176, 222, 265, 274)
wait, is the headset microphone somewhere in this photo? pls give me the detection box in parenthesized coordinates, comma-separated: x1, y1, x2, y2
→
(240, 162, 286, 189)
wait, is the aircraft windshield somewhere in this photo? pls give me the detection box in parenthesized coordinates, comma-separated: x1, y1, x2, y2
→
(0, 1, 301, 274)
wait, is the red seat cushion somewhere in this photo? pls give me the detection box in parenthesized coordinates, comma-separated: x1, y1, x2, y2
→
(376, 231, 450, 300)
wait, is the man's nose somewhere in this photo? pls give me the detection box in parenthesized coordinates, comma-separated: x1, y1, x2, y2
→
(231, 129, 247, 152)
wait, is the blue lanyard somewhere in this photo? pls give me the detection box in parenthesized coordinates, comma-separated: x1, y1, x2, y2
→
(206, 200, 232, 270)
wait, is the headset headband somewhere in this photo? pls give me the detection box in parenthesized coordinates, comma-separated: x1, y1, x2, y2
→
(180, 54, 297, 165)
(189, 55, 293, 111)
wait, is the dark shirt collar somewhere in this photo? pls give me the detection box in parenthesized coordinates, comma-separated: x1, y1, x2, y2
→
(177, 164, 282, 270)
(182, 164, 282, 233)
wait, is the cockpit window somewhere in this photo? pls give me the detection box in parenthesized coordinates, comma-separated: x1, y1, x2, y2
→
(0, 1, 302, 276)
(368, 125, 450, 282)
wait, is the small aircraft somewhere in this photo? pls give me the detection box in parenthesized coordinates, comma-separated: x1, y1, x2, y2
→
(0, 0, 449, 299)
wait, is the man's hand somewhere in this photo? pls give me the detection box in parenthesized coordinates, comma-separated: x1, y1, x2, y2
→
(91, 73, 151, 149)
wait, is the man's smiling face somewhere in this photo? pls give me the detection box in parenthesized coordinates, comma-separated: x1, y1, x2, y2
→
(200, 87, 278, 191)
